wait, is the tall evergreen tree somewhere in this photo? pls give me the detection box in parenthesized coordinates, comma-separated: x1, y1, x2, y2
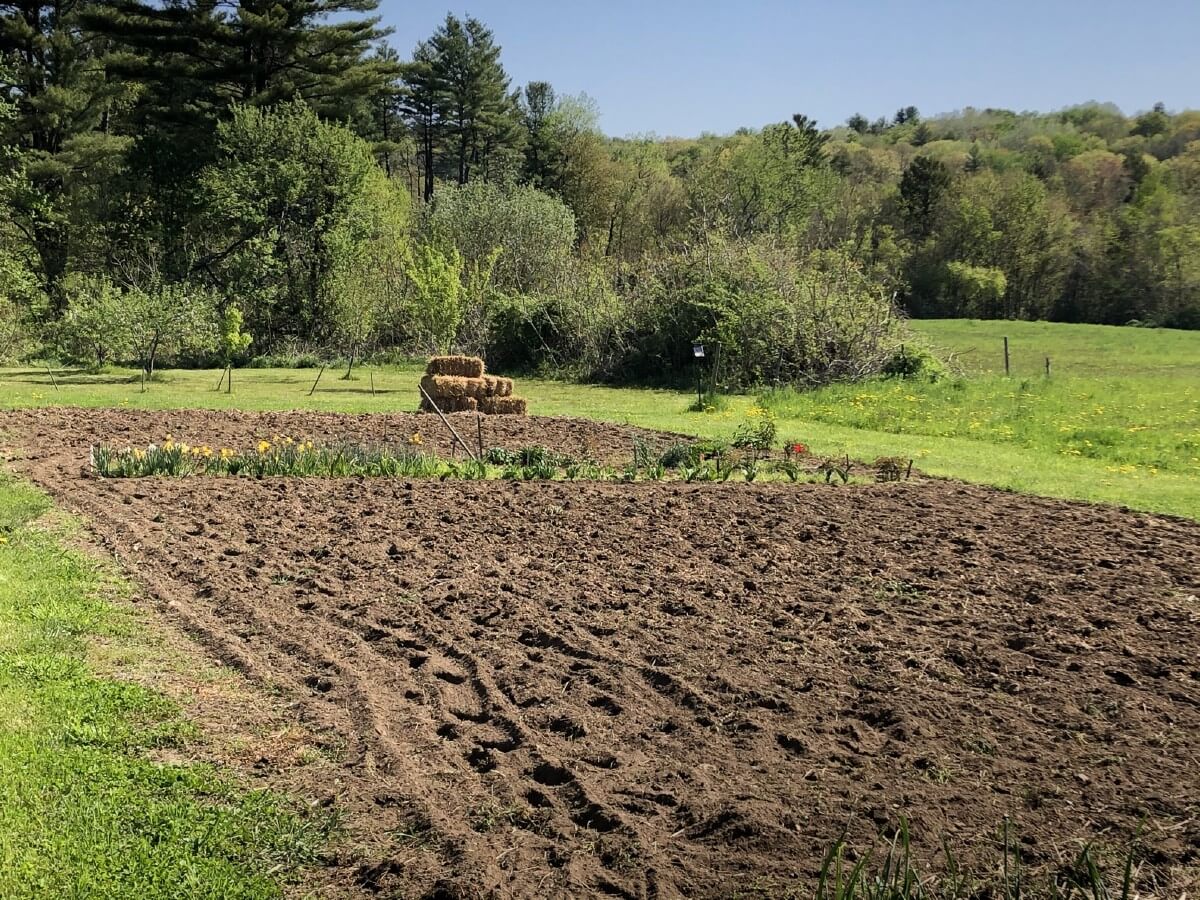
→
(399, 39, 440, 203)
(400, 14, 522, 199)
(80, 0, 400, 277)
(0, 0, 130, 301)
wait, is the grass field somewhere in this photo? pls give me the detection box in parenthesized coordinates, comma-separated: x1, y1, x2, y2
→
(0, 319, 1196, 518)
(0, 476, 331, 898)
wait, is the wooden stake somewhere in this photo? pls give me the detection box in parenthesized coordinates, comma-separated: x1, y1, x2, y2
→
(1045, 356, 1051, 378)
(140, 368, 147, 393)
(1003, 336, 1010, 376)
(45, 363, 59, 392)
(476, 413, 484, 459)
(308, 364, 326, 397)
(214, 366, 227, 392)
(418, 384, 477, 461)
(226, 365, 232, 394)
(370, 370, 376, 396)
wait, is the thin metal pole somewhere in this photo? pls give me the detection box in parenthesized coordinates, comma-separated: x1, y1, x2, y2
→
(308, 364, 326, 397)
(418, 384, 477, 461)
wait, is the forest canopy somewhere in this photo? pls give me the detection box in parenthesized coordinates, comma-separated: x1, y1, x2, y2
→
(2, 1, 1198, 386)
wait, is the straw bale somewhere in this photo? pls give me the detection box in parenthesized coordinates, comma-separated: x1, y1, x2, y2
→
(479, 396, 528, 416)
(426, 355, 485, 378)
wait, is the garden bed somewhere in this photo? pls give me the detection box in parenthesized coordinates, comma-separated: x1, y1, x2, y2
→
(2, 408, 1199, 897)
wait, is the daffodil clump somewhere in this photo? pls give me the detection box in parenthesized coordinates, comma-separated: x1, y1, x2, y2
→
(92, 434, 447, 479)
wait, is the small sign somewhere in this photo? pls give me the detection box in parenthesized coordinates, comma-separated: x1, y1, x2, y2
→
(692, 343, 706, 359)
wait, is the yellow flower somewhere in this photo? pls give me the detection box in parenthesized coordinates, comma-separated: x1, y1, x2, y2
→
(409, 433, 423, 446)
(220, 448, 234, 459)
(284, 437, 294, 445)
(257, 440, 271, 454)
(305, 440, 314, 450)
(0, 536, 8, 545)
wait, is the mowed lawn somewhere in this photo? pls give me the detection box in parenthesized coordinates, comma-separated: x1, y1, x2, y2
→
(0, 318, 1197, 518)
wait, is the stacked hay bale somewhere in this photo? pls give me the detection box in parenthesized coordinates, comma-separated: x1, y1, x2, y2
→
(419, 356, 528, 415)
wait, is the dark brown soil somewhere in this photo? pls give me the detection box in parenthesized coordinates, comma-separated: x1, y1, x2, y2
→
(3, 408, 1199, 898)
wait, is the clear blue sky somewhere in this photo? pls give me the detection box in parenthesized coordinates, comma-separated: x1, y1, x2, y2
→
(375, 1, 1200, 138)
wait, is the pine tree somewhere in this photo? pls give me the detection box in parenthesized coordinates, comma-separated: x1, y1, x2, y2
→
(0, 0, 130, 300)
(400, 14, 523, 199)
(80, 0, 400, 277)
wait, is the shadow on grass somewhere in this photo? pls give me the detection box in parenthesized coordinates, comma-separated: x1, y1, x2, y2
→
(2, 372, 143, 386)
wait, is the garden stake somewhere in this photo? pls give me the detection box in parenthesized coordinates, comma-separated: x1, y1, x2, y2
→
(45, 364, 59, 391)
(418, 383, 477, 461)
(1003, 336, 1010, 376)
(476, 414, 484, 459)
(370, 370, 376, 396)
(1045, 356, 1052, 378)
(308, 364, 326, 396)
(227, 365, 232, 394)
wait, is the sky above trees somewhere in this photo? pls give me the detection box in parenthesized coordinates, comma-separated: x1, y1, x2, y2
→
(380, 0, 1200, 137)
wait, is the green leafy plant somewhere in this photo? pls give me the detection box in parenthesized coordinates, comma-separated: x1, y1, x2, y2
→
(732, 406, 777, 456)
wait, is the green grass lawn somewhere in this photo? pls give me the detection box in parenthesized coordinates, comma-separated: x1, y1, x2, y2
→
(0, 476, 332, 898)
(0, 318, 1197, 518)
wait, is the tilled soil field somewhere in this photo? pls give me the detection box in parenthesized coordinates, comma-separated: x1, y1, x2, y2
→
(3, 408, 1200, 898)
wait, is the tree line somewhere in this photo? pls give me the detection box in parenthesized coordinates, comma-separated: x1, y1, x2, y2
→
(1, 1, 1197, 387)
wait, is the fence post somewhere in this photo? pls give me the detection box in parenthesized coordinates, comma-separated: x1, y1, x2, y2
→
(1045, 356, 1051, 378)
(1003, 337, 1010, 376)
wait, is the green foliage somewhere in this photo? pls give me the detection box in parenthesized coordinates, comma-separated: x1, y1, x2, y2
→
(401, 14, 524, 200)
(59, 277, 130, 372)
(942, 262, 1008, 319)
(882, 344, 947, 381)
(731, 406, 778, 453)
(218, 308, 253, 364)
(398, 245, 465, 354)
(422, 180, 576, 295)
(119, 281, 218, 376)
(619, 241, 906, 387)
(198, 102, 396, 346)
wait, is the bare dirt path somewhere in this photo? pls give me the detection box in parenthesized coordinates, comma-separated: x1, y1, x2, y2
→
(3, 408, 1199, 898)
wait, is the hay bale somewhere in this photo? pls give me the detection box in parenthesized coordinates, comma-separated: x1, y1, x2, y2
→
(482, 375, 514, 398)
(479, 396, 528, 416)
(421, 395, 477, 413)
(420, 374, 489, 402)
(426, 355, 485, 378)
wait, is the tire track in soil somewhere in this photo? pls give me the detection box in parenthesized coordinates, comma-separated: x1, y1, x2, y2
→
(4, 408, 1200, 898)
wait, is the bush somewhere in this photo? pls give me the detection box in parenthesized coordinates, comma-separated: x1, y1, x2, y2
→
(619, 240, 907, 388)
(0, 296, 29, 363)
(882, 344, 947, 381)
(57, 274, 130, 368)
(421, 181, 576, 296)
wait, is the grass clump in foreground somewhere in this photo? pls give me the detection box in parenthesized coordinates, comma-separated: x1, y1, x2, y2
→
(812, 818, 1141, 900)
(0, 475, 333, 899)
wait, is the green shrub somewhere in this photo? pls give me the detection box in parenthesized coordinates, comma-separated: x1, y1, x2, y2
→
(882, 344, 947, 381)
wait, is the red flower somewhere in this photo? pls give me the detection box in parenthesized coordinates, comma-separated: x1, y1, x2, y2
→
(791, 442, 808, 455)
